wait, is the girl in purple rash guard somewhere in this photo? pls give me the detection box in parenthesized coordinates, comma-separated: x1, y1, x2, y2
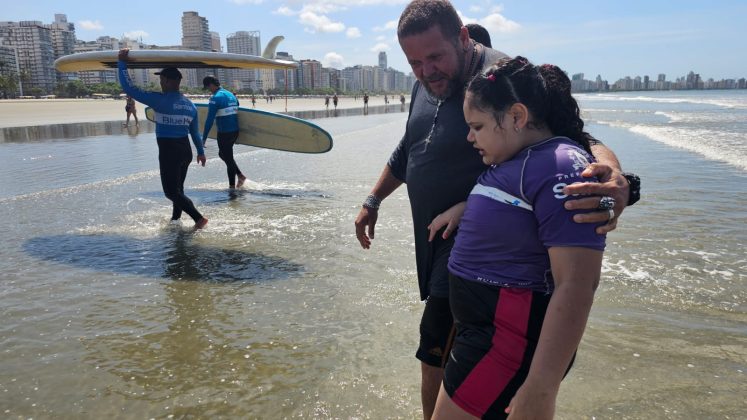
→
(428, 57, 606, 420)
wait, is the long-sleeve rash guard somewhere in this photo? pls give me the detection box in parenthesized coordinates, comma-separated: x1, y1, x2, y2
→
(203, 87, 239, 140)
(118, 61, 204, 156)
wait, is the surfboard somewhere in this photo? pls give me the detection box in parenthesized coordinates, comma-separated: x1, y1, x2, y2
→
(144, 104, 333, 154)
(54, 49, 298, 72)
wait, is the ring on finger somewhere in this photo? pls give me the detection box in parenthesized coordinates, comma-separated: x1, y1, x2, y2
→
(598, 196, 616, 210)
(608, 208, 615, 220)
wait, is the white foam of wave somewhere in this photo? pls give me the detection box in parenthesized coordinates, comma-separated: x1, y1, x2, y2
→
(627, 125, 747, 171)
(0, 168, 161, 204)
(593, 119, 747, 171)
(577, 93, 747, 109)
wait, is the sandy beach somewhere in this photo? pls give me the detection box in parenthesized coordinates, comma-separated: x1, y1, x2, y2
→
(0, 95, 399, 128)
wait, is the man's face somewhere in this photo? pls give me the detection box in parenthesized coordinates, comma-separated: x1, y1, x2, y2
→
(399, 25, 466, 99)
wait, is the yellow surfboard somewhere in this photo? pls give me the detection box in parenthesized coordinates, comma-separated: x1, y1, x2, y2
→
(145, 104, 333, 154)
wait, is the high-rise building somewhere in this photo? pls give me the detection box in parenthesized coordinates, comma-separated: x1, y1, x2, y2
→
(0, 20, 56, 93)
(49, 14, 77, 82)
(0, 45, 21, 96)
(273, 51, 296, 92)
(378, 51, 387, 69)
(73, 36, 120, 85)
(299, 59, 322, 90)
(181, 11, 211, 88)
(227, 31, 261, 91)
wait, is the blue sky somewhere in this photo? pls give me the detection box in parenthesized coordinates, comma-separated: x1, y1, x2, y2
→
(5, 0, 745, 81)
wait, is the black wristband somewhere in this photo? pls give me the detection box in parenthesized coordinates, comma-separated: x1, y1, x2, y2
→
(622, 172, 641, 206)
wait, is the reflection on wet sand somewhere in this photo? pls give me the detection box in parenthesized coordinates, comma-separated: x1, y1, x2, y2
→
(0, 103, 406, 142)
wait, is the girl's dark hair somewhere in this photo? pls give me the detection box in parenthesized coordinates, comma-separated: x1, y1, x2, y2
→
(466, 56, 594, 154)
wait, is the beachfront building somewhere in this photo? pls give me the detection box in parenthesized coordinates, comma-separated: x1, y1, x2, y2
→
(226, 31, 262, 92)
(272, 51, 296, 92)
(0, 45, 21, 97)
(299, 59, 322, 91)
(378, 51, 387, 70)
(49, 14, 76, 83)
(73, 36, 120, 85)
(0, 20, 56, 94)
(181, 11, 212, 89)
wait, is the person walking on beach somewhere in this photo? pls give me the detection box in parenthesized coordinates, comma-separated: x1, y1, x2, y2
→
(325, 95, 330, 110)
(124, 95, 139, 127)
(202, 76, 247, 189)
(333, 93, 339, 110)
(353, 1, 638, 418)
(118, 48, 208, 229)
(428, 56, 606, 419)
(363, 93, 369, 114)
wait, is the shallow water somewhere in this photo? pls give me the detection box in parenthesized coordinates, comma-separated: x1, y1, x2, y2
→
(1, 94, 745, 418)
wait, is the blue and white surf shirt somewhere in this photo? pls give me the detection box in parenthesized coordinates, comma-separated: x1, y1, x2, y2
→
(118, 61, 204, 155)
(203, 87, 239, 140)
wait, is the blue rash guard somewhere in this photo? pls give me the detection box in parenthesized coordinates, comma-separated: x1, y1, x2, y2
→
(118, 61, 204, 156)
(203, 87, 239, 140)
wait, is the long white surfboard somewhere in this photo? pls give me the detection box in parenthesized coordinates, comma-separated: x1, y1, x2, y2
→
(54, 49, 297, 72)
(145, 104, 333, 154)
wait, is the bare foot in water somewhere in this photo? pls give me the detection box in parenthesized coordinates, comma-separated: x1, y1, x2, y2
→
(236, 174, 247, 188)
(195, 218, 208, 229)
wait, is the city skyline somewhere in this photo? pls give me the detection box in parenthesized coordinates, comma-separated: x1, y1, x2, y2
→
(3, 0, 746, 81)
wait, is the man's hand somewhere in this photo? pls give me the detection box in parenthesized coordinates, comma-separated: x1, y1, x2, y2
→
(354, 207, 378, 249)
(562, 163, 629, 234)
(118, 48, 130, 61)
(196, 154, 206, 167)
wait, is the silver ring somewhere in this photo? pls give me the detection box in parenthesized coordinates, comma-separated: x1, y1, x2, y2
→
(608, 208, 615, 220)
(598, 196, 616, 210)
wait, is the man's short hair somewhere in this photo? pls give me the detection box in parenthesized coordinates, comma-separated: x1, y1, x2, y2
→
(466, 23, 492, 48)
(397, 0, 463, 41)
(203, 76, 220, 88)
(155, 67, 182, 81)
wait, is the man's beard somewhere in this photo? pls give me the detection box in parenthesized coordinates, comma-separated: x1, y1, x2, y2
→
(420, 44, 466, 100)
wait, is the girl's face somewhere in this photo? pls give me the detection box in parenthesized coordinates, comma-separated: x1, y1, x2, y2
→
(463, 93, 522, 165)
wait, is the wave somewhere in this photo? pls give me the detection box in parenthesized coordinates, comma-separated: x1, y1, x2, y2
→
(596, 120, 747, 171)
(577, 93, 747, 110)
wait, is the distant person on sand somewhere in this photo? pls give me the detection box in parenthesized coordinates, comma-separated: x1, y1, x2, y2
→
(465, 22, 491, 47)
(363, 93, 369, 113)
(202, 76, 247, 190)
(325, 95, 330, 109)
(118, 48, 208, 229)
(333, 93, 339, 109)
(251, 95, 256, 108)
(124, 95, 139, 127)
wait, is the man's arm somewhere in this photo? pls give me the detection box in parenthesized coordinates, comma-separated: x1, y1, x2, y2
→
(563, 142, 631, 234)
(202, 97, 218, 142)
(354, 165, 403, 249)
(189, 109, 206, 166)
(117, 49, 156, 106)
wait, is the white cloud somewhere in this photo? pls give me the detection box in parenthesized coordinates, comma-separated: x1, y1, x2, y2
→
(323, 52, 345, 68)
(346, 27, 362, 38)
(459, 7, 521, 34)
(469, 5, 483, 13)
(370, 42, 390, 52)
(299, 11, 345, 33)
(124, 30, 150, 40)
(376, 35, 386, 41)
(373, 20, 398, 32)
(78, 20, 103, 30)
(274, 6, 296, 16)
(228, 0, 264, 4)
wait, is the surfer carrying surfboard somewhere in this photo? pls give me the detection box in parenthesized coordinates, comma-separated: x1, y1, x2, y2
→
(202, 76, 247, 189)
(117, 48, 209, 229)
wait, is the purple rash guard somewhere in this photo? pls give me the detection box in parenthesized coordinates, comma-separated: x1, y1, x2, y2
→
(448, 137, 607, 294)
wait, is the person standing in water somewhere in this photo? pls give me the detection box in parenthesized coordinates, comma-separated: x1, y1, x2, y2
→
(118, 48, 208, 229)
(202, 76, 247, 189)
(124, 95, 139, 127)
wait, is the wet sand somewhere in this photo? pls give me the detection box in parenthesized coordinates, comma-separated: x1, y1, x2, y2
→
(0, 95, 397, 128)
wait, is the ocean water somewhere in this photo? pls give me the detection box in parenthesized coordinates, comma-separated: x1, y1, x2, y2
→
(1, 92, 745, 419)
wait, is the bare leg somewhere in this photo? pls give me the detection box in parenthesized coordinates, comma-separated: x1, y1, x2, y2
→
(432, 383, 478, 420)
(421, 363, 444, 420)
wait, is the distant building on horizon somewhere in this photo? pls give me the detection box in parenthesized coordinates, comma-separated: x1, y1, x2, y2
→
(378, 51, 387, 70)
(181, 11, 211, 88)
(226, 30, 262, 92)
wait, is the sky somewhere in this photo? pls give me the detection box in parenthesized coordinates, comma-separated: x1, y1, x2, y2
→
(4, 0, 746, 82)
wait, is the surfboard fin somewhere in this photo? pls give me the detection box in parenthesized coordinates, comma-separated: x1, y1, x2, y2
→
(262, 36, 285, 59)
